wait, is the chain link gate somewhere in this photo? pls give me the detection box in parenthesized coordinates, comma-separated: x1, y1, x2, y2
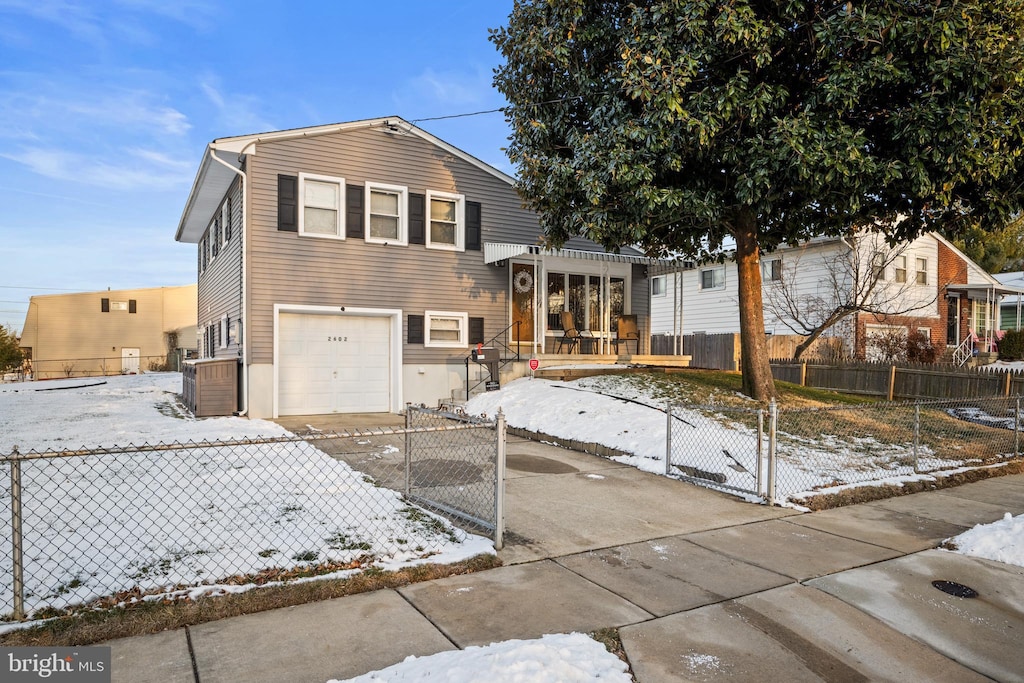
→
(0, 410, 506, 622)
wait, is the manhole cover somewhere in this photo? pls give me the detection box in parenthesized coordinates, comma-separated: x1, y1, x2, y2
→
(931, 580, 979, 598)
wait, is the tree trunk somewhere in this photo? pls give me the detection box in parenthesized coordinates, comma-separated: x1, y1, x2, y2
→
(733, 214, 778, 401)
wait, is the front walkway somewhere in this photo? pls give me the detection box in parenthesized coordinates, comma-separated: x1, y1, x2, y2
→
(103, 436, 1024, 682)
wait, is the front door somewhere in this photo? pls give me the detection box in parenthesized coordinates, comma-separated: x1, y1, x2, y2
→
(946, 296, 960, 346)
(121, 348, 140, 374)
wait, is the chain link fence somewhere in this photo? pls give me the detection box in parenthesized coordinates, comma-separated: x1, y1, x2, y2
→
(0, 408, 504, 622)
(668, 396, 1023, 505)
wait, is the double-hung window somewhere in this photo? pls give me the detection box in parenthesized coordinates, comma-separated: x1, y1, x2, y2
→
(424, 311, 468, 348)
(366, 182, 408, 245)
(762, 259, 782, 282)
(426, 190, 465, 251)
(915, 257, 928, 285)
(651, 275, 666, 297)
(699, 267, 725, 291)
(894, 255, 907, 283)
(299, 173, 345, 238)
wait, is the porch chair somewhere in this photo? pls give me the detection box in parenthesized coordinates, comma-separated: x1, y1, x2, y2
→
(611, 315, 639, 355)
(557, 310, 583, 353)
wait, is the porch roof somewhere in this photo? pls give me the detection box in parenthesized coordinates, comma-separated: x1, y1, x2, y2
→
(483, 242, 658, 266)
(946, 283, 1024, 298)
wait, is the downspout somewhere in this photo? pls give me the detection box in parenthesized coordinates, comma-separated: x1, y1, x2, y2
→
(208, 148, 249, 416)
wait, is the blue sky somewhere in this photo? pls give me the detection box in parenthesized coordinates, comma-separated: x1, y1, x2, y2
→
(0, 0, 516, 333)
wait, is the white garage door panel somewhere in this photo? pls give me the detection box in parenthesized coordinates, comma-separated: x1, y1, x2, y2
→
(278, 313, 392, 416)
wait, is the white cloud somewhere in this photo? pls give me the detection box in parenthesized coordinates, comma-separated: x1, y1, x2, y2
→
(406, 67, 494, 108)
(199, 75, 275, 135)
(2, 146, 192, 191)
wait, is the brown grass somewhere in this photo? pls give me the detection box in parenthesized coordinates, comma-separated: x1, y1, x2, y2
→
(791, 459, 1024, 511)
(589, 627, 636, 681)
(0, 554, 501, 647)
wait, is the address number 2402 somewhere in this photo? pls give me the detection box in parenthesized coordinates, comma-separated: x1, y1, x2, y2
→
(327, 336, 348, 342)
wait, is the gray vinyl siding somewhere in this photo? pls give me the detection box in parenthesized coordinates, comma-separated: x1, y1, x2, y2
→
(197, 176, 244, 358)
(630, 264, 650, 354)
(246, 128, 575, 366)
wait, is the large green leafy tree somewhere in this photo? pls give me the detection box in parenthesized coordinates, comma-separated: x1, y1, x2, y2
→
(0, 325, 23, 375)
(951, 214, 1024, 273)
(492, 0, 1024, 399)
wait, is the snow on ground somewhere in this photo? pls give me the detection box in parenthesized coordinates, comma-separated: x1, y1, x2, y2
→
(466, 375, 1015, 505)
(0, 373, 491, 621)
(946, 513, 1024, 568)
(333, 632, 630, 683)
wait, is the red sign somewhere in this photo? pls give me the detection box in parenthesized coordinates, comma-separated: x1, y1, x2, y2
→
(529, 358, 540, 371)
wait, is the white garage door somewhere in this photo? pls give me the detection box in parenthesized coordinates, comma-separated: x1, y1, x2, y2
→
(278, 313, 391, 415)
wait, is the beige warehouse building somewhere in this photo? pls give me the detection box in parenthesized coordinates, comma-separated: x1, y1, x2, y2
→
(19, 285, 198, 379)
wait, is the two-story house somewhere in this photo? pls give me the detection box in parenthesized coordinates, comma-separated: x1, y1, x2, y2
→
(175, 117, 651, 418)
(650, 232, 1022, 360)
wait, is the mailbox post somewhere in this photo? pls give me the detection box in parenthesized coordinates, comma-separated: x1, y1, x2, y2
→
(471, 346, 501, 391)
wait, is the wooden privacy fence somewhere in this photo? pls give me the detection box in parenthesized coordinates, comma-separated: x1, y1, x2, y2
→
(651, 333, 841, 371)
(771, 360, 1024, 400)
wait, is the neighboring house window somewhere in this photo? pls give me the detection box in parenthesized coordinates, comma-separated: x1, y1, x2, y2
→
(972, 300, 990, 335)
(424, 311, 468, 348)
(298, 173, 345, 238)
(699, 267, 725, 291)
(762, 259, 782, 282)
(425, 190, 465, 250)
(651, 275, 666, 297)
(871, 253, 885, 281)
(366, 182, 408, 245)
(915, 257, 928, 285)
(219, 315, 228, 349)
(894, 255, 907, 283)
(111, 301, 128, 311)
(918, 327, 931, 340)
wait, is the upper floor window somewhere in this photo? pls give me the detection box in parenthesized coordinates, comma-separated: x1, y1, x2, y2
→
(893, 255, 907, 283)
(651, 275, 666, 297)
(762, 258, 782, 282)
(224, 198, 233, 243)
(211, 216, 221, 258)
(366, 182, 408, 245)
(699, 267, 725, 291)
(871, 253, 886, 281)
(299, 173, 345, 238)
(915, 257, 928, 285)
(426, 190, 465, 251)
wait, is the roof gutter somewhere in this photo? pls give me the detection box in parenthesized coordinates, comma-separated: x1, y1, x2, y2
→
(207, 147, 250, 417)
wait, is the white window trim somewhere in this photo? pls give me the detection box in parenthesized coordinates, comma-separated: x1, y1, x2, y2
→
(424, 310, 468, 348)
(893, 255, 908, 283)
(365, 182, 408, 246)
(698, 266, 726, 291)
(298, 172, 346, 240)
(425, 190, 465, 251)
(219, 315, 229, 349)
(651, 275, 667, 297)
(222, 202, 231, 246)
(915, 257, 928, 285)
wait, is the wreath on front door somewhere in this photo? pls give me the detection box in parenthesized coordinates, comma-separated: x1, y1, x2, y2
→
(513, 269, 534, 294)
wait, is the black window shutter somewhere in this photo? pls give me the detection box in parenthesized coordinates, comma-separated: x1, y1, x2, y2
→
(408, 314, 424, 344)
(469, 317, 485, 345)
(466, 201, 482, 251)
(278, 175, 297, 232)
(225, 196, 233, 241)
(101, 298, 110, 313)
(409, 193, 425, 245)
(346, 184, 364, 238)
(128, 299, 137, 314)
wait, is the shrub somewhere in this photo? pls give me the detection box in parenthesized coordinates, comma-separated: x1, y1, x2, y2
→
(998, 329, 1024, 360)
(906, 330, 937, 363)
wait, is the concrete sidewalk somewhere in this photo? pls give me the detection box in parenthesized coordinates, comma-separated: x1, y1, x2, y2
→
(104, 438, 1024, 682)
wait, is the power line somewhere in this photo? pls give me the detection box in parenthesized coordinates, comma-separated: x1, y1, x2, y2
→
(410, 96, 583, 124)
(0, 285, 79, 291)
(0, 300, 29, 304)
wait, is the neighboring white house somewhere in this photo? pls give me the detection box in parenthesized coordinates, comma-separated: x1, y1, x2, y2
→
(996, 271, 1024, 331)
(651, 232, 1024, 359)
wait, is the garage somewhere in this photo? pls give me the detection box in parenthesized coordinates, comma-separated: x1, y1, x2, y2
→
(277, 312, 392, 415)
